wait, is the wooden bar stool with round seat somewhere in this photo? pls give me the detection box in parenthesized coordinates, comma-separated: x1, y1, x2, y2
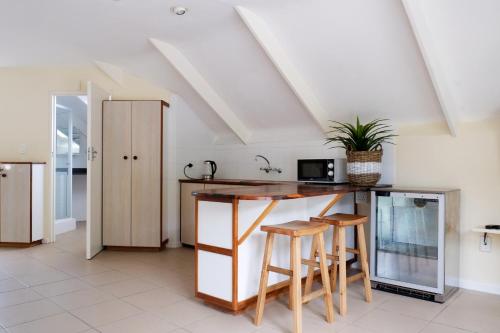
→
(255, 220, 334, 333)
(306, 213, 372, 316)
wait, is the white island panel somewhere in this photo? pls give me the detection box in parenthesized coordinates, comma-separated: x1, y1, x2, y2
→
(198, 201, 233, 248)
(198, 250, 233, 301)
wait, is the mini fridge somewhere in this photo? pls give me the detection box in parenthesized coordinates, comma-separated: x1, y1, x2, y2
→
(370, 188, 460, 302)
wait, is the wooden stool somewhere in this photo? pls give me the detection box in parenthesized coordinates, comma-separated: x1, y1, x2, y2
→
(255, 221, 334, 333)
(307, 213, 372, 316)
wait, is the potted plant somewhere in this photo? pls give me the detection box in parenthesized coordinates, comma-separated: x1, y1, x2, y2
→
(325, 117, 396, 186)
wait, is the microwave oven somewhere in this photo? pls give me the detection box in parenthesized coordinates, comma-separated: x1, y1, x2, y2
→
(297, 159, 347, 183)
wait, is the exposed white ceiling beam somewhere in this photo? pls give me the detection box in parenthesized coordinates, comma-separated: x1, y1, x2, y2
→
(94, 61, 124, 86)
(235, 6, 330, 133)
(149, 38, 251, 144)
(401, 0, 458, 136)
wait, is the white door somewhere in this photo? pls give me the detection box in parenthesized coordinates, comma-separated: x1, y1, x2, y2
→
(86, 82, 111, 259)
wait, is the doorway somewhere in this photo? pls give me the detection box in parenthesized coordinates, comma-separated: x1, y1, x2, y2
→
(52, 94, 88, 255)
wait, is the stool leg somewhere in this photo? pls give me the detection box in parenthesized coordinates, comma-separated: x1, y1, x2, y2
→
(304, 234, 318, 300)
(338, 226, 347, 316)
(331, 226, 339, 292)
(255, 233, 275, 326)
(291, 236, 302, 333)
(289, 237, 296, 310)
(317, 233, 334, 323)
(357, 224, 372, 303)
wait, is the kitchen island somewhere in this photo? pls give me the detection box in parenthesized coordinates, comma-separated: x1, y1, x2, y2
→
(193, 183, 361, 312)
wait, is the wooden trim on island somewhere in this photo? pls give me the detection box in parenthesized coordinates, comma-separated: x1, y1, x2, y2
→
(238, 200, 279, 245)
(197, 243, 232, 256)
(318, 193, 346, 217)
(232, 198, 239, 310)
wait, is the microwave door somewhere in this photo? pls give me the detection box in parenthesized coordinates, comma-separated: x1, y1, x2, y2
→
(298, 160, 326, 181)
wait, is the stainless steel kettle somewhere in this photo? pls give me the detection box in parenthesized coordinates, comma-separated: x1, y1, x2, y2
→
(203, 160, 217, 180)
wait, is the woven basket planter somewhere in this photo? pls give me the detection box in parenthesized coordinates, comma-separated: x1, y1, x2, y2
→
(346, 149, 383, 186)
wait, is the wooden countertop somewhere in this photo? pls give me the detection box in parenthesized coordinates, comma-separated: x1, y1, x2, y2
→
(0, 161, 46, 165)
(193, 183, 361, 200)
(179, 178, 292, 186)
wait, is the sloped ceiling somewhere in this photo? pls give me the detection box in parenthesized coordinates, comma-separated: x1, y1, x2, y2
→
(1, 0, 499, 143)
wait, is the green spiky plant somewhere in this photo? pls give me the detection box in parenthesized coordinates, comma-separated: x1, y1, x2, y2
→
(325, 116, 396, 151)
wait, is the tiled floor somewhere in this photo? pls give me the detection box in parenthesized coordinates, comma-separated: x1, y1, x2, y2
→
(0, 223, 498, 333)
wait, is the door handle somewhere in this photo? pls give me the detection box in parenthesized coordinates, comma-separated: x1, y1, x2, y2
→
(87, 147, 98, 161)
(1, 174, 6, 178)
(123, 156, 128, 160)
(133, 156, 138, 160)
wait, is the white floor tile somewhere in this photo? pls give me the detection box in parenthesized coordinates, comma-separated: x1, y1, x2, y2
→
(0, 299, 63, 327)
(0, 278, 27, 293)
(98, 278, 160, 298)
(185, 312, 259, 333)
(354, 308, 428, 333)
(7, 312, 90, 333)
(50, 288, 115, 310)
(121, 287, 186, 310)
(97, 312, 178, 333)
(34, 278, 92, 297)
(420, 322, 474, 333)
(153, 298, 219, 327)
(377, 295, 446, 320)
(80, 270, 132, 287)
(0, 288, 42, 308)
(70, 299, 142, 327)
(16, 268, 72, 286)
(433, 290, 500, 333)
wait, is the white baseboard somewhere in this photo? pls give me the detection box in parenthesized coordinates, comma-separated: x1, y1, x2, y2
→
(55, 218, 77, 235)
(459, 279, 500, 295)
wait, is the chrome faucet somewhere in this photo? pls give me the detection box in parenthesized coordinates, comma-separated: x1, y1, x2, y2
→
(255, 155, 282, 174)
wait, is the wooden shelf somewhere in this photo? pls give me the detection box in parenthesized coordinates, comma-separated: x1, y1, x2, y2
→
(472, 226, 500, 235)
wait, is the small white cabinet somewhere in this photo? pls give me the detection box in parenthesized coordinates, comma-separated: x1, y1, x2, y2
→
(0, 162, 44, 246)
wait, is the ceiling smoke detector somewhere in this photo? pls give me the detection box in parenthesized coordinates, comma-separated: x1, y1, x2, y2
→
(171, 6, 188, 15)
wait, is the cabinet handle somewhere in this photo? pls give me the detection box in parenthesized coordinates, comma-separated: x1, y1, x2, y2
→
(1, 174, 6, 178)
(123, 156, 128, 160)
(133, 156, 138, 160)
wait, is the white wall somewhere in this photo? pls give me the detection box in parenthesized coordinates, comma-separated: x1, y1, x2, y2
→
(0, 66, 172, 242)
(396, 119, 500, 294)
(177, 139, 394, 184)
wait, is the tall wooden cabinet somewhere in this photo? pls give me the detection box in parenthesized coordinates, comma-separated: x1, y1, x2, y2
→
(0, 162, 44, 247)
(103, 100, 167, 249)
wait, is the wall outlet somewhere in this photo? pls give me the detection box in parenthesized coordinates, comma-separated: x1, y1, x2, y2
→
(479, 234, 492, 252)
(356, 191, 369, 204)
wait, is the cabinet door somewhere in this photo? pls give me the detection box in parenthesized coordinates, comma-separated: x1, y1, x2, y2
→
(180, 183, 205, 246)
(0, 164, 30, 243)
(103, 101, 132, 246)
(131, 101, 162, 247)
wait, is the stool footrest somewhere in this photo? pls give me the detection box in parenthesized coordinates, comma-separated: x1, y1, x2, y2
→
(301, 258, 320, 268)
(346, 271, 364, 284)
(346, 247, 360, 255)
(326, 254, 339, 261)
(267, 265, 292, 276)
(302, 289, 325, 303)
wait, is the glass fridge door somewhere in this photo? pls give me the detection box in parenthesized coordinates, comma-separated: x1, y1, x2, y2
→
(372, 192, 444, 293)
